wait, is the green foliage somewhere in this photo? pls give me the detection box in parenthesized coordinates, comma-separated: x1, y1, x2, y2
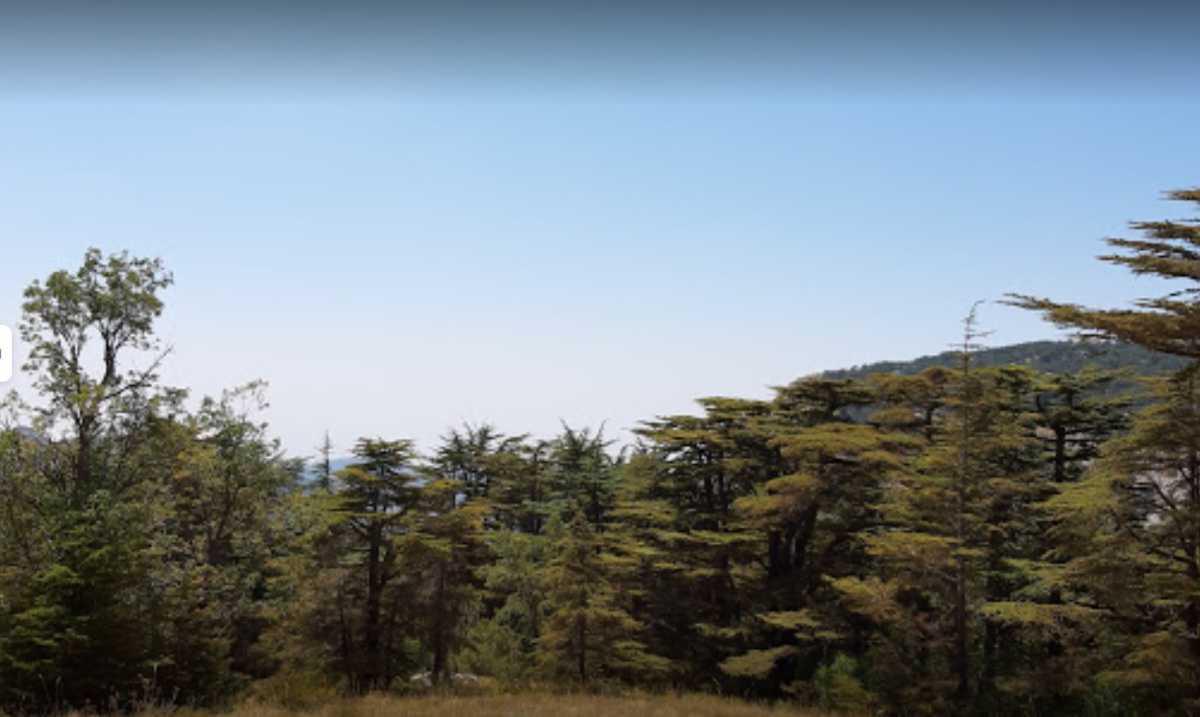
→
(536, 514, 669, 685)
(247, 670, 339, 711)
(720, 646, 797, 679)
(11, 192, 1200, 715)
(811, 654, 873, 714)
(828, 340, 1186, 383)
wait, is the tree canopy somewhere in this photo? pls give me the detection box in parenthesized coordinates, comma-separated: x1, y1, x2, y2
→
(5, 193, 1200, 717)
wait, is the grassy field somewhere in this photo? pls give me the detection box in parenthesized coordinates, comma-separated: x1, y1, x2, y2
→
(140, 693, 840, 717)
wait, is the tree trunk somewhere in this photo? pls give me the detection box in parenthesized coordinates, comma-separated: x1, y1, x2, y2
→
(1053, 426, 1067, 483)
(954, 560, 970, 702)
(431, 563, 448, 685)
(577, 616, 587, 683)
(362, 523, 384, 691)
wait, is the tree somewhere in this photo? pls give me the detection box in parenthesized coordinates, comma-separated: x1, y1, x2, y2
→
(834, 309, 1044, 712)
(1, 250, 306, 710)
(20, 248, 173, 496)
(487, 437, 552, 535)
(330, 438, 424, 691)
(1010, 186, 1200, 709)
(433, 423, 518, 502)
(0, 250, 177, 710)
(537, 513, 667, 684)
(410, 469, 491, 685)
(1029, 368, 1131, 484)
(723, 377, 914, 695)
(461, 529, 551, 682)
(1008, 188, 1200, 357)
(1037, 370, 1200, 711)
(157, 382, 300, 692)
(315, 431, 335, 493)
(545, 425, 620, 528)
(633, 398, 770, 687)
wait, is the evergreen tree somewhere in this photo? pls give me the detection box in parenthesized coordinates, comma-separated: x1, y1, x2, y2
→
(433, 423, 517, 502)
(1010, 186, 1200, 710)
(537, 513, 668, 684)
(1008, 188, 1200, 357)
(545, 425, 619, 528)
(1030, 368, 1131, 484)
(723, 377, 914, 696)
(329, 438, 424, 691)
(634, 398, 769, 686)
(410, 472, 491, 685)
(488, 438, 553, 535)
(834, 310, 1044, 713)
(1039, 371, 1200, 712)
(460, 529, 551, 682)
(315, 431, 335, 493)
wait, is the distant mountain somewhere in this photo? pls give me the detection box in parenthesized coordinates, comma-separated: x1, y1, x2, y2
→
(302, 457, 356, 482)
(824, 340, 1188, 381)
(301, 457, 428, 485)
(328, 457, 356, 473)
(14, 426, 47, 444)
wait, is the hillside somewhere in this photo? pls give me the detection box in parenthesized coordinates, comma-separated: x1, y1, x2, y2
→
(823, 339, 1187, 380)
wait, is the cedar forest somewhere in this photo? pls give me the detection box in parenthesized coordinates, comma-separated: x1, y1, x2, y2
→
(4, 189, 1200, 716)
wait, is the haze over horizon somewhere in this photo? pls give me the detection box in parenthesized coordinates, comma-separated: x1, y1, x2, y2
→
(2, 2, 1198, 455)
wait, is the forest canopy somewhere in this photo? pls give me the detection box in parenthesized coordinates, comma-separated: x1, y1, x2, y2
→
(3, 188, 1200, 716)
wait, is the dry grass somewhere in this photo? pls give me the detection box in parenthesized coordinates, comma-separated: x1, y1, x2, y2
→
(156, 693, 840, 717)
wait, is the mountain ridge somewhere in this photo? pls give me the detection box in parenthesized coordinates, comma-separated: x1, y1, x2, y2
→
(822, 339, 1187, 381)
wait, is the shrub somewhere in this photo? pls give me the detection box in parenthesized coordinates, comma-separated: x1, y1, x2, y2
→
(811, 654, 873, 714)
(246, 671, 339, 711)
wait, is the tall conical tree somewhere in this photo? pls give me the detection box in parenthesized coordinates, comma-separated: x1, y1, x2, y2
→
(315, 431, 335, 493)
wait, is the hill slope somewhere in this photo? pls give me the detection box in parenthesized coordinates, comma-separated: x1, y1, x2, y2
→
(824, 340, 1187, 380)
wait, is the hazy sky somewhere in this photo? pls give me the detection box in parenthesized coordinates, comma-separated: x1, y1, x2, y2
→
(2, 2, 1198, 456)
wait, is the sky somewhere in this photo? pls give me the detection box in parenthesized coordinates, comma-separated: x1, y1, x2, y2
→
(1, 2, 1199, 456)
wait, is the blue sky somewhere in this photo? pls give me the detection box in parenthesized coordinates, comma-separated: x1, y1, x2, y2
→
(2, 4, 1198, 455)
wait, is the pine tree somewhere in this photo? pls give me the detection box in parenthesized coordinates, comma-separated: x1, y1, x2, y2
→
(1008, 188, 1200, 357)
(545, 425, 620, 528)
(434, 423, 518, 501)
(461, 529, 551, 682)
(1039, 371, 1200, 711)
(603, 452, 694, 684)
(410, 474, 491, 685)
(633, 398, 770, 686)
(488, 438, 553, 535)
(1010, 186, 1200, 709)
(537, 512, 668, 685)
(1029, 368, 1131, 484)
(723, 377, 914, 696)
(833, 309, 1044, 712)
(331, 438, 424, 691)
(316, 431, 335, 493)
